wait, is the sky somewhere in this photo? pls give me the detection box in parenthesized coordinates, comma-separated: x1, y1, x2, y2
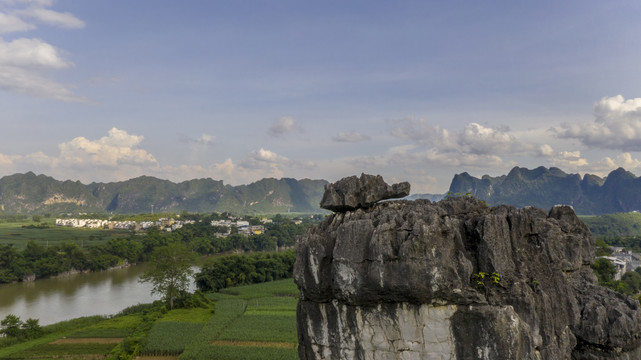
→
(2, 1, 641, 193)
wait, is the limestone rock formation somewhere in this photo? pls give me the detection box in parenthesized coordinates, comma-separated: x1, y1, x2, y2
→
(320, 174, 410, 212)
(296, 187, 641, 359)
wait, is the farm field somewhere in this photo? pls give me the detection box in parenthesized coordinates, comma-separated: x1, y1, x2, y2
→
(0, 279, 299, 360)
(0, 222, 132, 250)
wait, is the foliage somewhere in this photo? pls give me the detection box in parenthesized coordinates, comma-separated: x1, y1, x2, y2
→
(622, 271, 641, 294)
(217, 278, 299, 299)
(596, 235, 641, 252)
(0, 212, 309, 284)
(139, 243, 196, 309)
(580, 212, 641, 238)
(0, 315, 42, 340)
(591, 259, 641, 296)
(195, 251, 295, 292)
(472, 272, 500, 286)
(595, 238, 613, 256)
(592, 258, 617, 284)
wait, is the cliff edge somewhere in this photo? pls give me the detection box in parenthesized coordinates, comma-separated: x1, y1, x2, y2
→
(295, 174, 641, 359)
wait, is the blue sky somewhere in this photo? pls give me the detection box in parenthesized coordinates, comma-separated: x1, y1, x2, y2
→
(2, 0, 641, 193)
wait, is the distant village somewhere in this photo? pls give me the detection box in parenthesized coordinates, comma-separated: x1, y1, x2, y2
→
(54, 217, 280, 237)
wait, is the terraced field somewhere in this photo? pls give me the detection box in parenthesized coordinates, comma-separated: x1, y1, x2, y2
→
(0, 279, 299, 360)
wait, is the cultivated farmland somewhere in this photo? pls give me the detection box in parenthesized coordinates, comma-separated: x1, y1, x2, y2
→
(0, 279, 299, 359)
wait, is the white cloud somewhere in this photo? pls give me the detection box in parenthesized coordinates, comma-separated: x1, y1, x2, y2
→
(549, 150, 589, 170)
(17, 6, 84, 28)
(0, 1, 54, 6)
(55, 128, 157, 167)
(332, 131, 370, 143)
(390, 118, 519, 155)
(0, 11, 34, 33)
(268, 116, 301, 137)
(0, 37, 73, 68)
(243, 148, 290, 168)
(557, 95, 641, 151)
(599, 153, 641, 172)
(0, 65, 86, 102)
(538, 144, 554, 157)
(0, 152, 17, 166)
(545, 150, 641, 177)
(0, 1, 85, 101)
(179, 133, 215, 147)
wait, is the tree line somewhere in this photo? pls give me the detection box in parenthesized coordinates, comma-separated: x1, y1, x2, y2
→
(195, 250, 295, 292)
(0, 215, 311, 284)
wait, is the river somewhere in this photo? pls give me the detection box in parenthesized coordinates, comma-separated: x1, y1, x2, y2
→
(0, 263, 196, 325)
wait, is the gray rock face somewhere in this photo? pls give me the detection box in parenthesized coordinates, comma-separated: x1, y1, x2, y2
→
(320, 174, 410, 212)
(295, 196, 641, 359)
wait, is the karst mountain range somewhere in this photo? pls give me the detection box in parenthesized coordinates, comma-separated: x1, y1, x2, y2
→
(1, 166, 640, 214)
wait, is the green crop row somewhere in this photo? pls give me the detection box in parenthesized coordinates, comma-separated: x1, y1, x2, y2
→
(179, 299, 247, 360)
(143, 321, 205, 355)
(245, 296, 298, 314)
(187, 345, 298, 360)
(3, 343, 117, 358)
(219, 314, 297, 343)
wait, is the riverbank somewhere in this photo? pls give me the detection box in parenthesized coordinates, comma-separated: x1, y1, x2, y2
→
(0, 262, 161, 325)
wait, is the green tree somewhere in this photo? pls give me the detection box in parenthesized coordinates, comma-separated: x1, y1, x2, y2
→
(622, 271, 641, 294)
(21, 318, 42, 339)
(139, 243, 195, 309)
(592, 258, 617, 284)
(1, 314, 23, 338)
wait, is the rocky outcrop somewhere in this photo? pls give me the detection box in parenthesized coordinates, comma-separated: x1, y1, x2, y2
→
(295, 178, 641, 359)
(320, 173, 410, 212)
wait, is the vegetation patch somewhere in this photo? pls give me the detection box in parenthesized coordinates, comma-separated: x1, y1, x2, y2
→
(218, 314, 297, 343)
(211, 340, 296, 348)
(142, 322, 204, 355)
(4, 342, 117, 358)
(198, 345, 298, 360)
(218, 278, 299, 299)
(50, 337, 124, 344)
(158, 308, 213, 323)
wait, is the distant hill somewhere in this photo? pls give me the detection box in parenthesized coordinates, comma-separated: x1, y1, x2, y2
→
(448, 166, 641, 215)
(579, 212, 641, 238)
(0, 172, 328, 214)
